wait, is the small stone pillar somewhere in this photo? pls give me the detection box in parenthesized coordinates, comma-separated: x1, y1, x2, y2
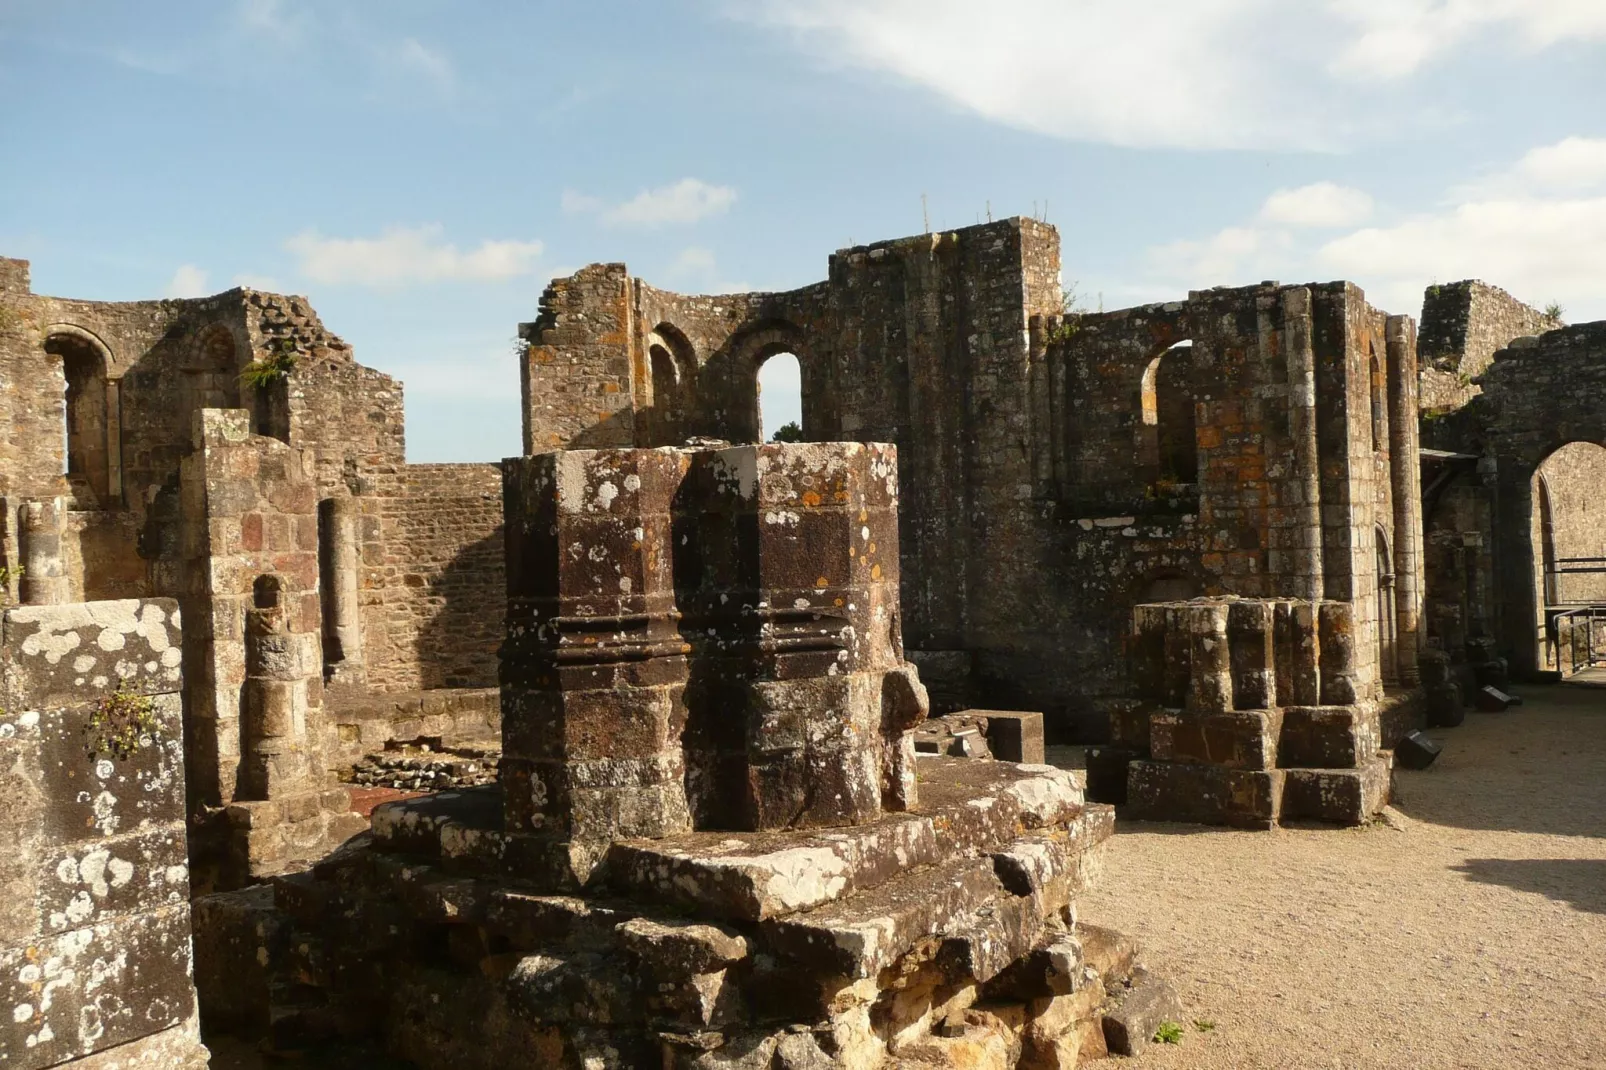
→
(1184, 602, 1234, 714)
(240, 585, 311, 800)
(319, 497, 365, 683)
(1274, 600, 1322, 706)
(1318, 601, 1360, 706)
(19, 497, 69, 605)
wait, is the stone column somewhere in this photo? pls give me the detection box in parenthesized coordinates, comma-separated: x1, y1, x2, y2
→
(320, 496, 364, 682)
(1282, 288, 1324, 601)
(500, 448, 694, 886)
(1386, 316, 1424, 683)
(1182, 601, 1234, 715)
(681, 442, 919, 831)
(240, 599, 311, 801)
(1318, 601, 1360, 706)
(19, 497, 69, 605)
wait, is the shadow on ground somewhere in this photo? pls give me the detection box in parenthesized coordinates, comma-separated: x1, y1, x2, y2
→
(1453, 858, 1606, 914)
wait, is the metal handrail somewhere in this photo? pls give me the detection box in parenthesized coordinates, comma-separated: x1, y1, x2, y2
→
(1549, 606, 1606, 676)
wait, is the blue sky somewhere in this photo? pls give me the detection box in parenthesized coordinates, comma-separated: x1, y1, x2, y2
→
(4, 1, 1605, 460)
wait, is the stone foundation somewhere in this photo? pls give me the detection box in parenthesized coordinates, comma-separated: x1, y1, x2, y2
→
(1098, 597, 1400, 827)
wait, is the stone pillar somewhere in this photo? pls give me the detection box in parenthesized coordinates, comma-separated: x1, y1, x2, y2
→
(1275, 600, 1322, 706)
(1282, 288, 1324, 601)
(1228, 600, 1276, 710)
(18, 497, 69, 605)
(1318, 601, 1360, 706)
(679, 442, 922, 831)
(1386, 316, 1424, 684)
(240, 599, 310, 801)
(319, 497, 364, 682)
(1183, 601, 1233, 715)
(105, 377, 124, 503)
(500, 448, 694, 886)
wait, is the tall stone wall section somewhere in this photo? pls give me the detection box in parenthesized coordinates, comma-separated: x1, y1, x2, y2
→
(0, 598, 208, 1069)
(357, 463, 506, 692)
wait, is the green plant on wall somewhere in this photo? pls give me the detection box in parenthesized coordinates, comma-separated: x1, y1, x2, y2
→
(83, 686, 160, 762)
(1050, 283, 1101, 345)
(239, 339, 299, 389)
(0, 563, 23, 606)
(1543, 301, 1565, 325)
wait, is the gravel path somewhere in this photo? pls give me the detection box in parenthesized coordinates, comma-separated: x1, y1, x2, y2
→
(1078, 683, 1606, 1069)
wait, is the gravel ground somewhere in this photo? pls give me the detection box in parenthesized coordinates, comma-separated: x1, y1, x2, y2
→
(1078, 682, 1606, 1070)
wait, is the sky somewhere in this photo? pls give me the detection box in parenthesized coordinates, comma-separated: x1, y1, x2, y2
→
(3, 0, 1605, 461)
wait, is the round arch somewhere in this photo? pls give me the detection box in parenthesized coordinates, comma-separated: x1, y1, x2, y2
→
(727, 320, 810, 445)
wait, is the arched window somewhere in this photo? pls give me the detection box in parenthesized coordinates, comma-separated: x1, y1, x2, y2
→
(1140, 342, 1197, 485)
(1369, 349, 1387, 454)
(46, 331, 112, 504)
(646, 323, 695, 446)
(758, 352, 803, 442)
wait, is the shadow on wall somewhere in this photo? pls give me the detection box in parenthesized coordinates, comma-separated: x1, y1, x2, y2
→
(414, 525, 505, 689)
(1452, 859, 1606, 915)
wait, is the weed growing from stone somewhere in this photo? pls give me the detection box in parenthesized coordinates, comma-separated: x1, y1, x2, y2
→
(84, 687, 160, 762)
(239, 342, 299, 388)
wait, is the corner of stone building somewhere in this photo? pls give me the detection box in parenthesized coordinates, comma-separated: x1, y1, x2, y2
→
(0, 256, 29, 295)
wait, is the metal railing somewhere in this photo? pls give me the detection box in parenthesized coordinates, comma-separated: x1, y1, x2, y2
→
(1548, 606, 1606, 676)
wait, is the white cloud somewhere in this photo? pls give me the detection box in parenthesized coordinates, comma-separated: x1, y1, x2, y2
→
(285, 224, 544, 286)
(1260, 183, 1374, 228)
(164, 264, 211, 298)
(382, 37, 454, 92)
(735, 0, 1606, 150)
(663, 246, 751, 294)
(1139, 137, 1606, 321)
(1327, 0, 1606, 79)
(565, 179, 737, 228)
(668, 247, 718, 277)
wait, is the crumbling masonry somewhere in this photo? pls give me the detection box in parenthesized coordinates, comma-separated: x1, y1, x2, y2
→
(2, 211, 1605, 1068)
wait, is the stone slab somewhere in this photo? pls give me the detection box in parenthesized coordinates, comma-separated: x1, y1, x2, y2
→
(605, 759, 1083, 922)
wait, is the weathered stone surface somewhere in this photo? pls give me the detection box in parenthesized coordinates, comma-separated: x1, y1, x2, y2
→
(1101, 971, 1185, 1056)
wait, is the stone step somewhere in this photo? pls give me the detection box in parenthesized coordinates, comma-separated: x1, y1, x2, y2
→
(605, 758, 1085, 922)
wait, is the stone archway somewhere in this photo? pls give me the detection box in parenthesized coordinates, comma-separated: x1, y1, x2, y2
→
(1479, 323, 1606, 677)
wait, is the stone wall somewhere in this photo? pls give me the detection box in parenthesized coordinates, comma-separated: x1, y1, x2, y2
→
(0, 598, 208, 1069)
(357, 463, 505, 692)
(520, 228, 1423, 739)
(1418, 280, 1558, 415)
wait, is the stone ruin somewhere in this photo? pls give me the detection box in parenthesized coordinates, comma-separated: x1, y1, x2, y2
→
(193, 442, 1147, 1068)
(3, 216, 1606, 1068)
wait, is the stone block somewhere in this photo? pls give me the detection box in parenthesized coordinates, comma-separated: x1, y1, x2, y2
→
(1277, 705, 1377, 768)
(1126, 761, 1283, 828)
(1149, 709, 1280, 769)
(1280, 757, 1391, 824)
(1083, 746, 1136, 804)
(2, 599, 183, 708)
(1101, 972, 1185, 1056)
(968, 709, 1046, 764)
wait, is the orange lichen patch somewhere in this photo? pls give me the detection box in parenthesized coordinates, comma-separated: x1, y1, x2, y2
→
(532, 347, 557, 364)
(859, 508, 868, 522)
(815, 576, 830, 588)
(871, 564, 882, 580)
(802, 491, 822, 506)
(834, 598, 845, 606)
(602, 381, 621, 394)
(849, 547, 856, 558)
(867, 543, 876, 555)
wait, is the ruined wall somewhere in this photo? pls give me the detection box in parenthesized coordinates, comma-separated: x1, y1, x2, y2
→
(357, 463, 505, 692)
(1418, 281, 1557, 415)
(0, 598, 209, 1069)
(522, 225, 1418, 737)
(1477, 322, 1606, 676)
